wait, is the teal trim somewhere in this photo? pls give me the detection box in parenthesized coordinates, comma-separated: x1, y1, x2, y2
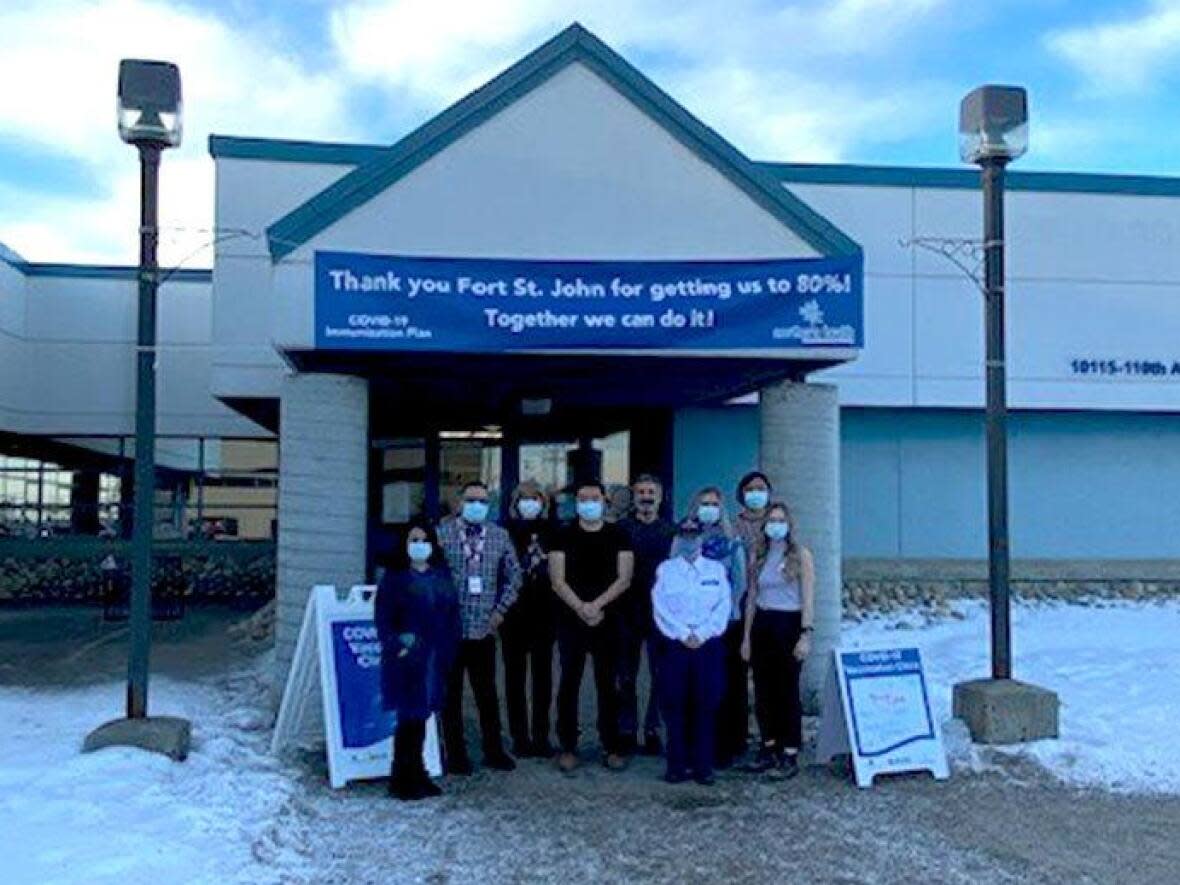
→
(21, 263, 211, 282)
(208, 134, 386, 166)
(266, 23, 861, 261)
(759, 161, 1180, 197)
(0, 240, 25, 269)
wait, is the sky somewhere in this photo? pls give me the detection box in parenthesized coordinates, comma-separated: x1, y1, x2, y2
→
(2, 0, 1180, 267)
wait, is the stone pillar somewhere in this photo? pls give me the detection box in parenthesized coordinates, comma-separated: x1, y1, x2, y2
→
(275, 373, 369, 692)
(759, 380, 840, 712)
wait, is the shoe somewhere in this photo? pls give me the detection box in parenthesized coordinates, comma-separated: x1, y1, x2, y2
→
(604, 753, 628, 771)
(617, 733, 638, 756)
(742, 745, 778, 774)
(714, 754, 733, 770)
(416, 776, 443, 798)
(558, 751, 580, 773)
(447, 755, 474, 777)
(694, 773, 716, 786)
(663, 769, 690, 784)
(532, 739, 556, 758)
(485, 751, 517, 772)
(641, 732, 663, 756)
(774, 753, 800, 780)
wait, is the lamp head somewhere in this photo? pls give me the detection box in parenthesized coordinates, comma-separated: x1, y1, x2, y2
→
(117, 59, 182, 147)
(959, 85, 1027, 164)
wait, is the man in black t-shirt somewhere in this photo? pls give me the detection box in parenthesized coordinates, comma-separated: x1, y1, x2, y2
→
(548, 480, 634, 773)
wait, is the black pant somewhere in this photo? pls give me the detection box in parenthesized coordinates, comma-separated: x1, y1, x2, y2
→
(556, 614, 621, 755)
(500, 603, 555, 749)
(442, 636, 505, 763)
(392, 717, 428, 785)
(616, 616, 661, 742)
(716, 620, 750, 760)
(750, 609, 803, 751)
(659, 635, 724, 778)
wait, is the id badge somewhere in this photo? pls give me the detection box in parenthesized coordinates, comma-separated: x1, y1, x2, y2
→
(467, 575, 484, 596)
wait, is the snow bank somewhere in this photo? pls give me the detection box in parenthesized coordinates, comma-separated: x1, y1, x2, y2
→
(844, 600, 1180, 795)
(0, 656, 309, 885)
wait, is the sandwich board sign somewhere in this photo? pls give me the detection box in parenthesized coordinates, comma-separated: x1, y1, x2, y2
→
(815, 647, 949, 788)
(271, 584, 442, 788)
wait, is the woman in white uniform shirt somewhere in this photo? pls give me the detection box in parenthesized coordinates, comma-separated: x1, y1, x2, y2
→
(652, 517, 731, 785)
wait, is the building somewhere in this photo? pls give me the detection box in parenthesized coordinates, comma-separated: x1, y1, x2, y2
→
(2, 26, 1179, 697)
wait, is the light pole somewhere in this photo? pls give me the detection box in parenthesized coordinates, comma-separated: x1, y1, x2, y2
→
(84, 60, 190, 760)
(952, 85, 1059, 744)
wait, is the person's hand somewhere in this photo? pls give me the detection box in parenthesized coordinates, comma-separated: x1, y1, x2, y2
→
(581, 600, 604, 626)
(684, 633, 702, 650)
(397, 632, 416, 658)
(793, 632, 811, 662)
(489, 612, 505, 632)
(740, 636, 752, 662)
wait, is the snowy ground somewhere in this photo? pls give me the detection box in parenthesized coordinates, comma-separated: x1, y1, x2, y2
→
(847, 599, 1180, 795)
(1, 600, 1178, 884)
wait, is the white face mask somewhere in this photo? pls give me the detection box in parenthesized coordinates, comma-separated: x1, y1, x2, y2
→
(744, 489, 769, 510)
(697, 504, 721, 525)
(764, 521, 789, 542)
(518, 498, 543, 520)
(577, 500, 604, 522)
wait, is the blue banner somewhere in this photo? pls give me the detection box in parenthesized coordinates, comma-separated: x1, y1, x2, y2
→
(330, 620, 396, 750)
(314, 251, 862, 352)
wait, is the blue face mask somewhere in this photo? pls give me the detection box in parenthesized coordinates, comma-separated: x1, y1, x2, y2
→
(697, 504, 721, 525)
(576, 500, 604, 522)
(407, 540, 433, 563)
(764, 521, 789, 542)
(744, 489, 769, 510)
(518, 498, 543, 520)
(462, 501, 489, 524)
(673, 536, 703, 560)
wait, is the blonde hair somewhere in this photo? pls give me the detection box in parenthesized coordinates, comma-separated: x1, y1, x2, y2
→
(752, 501, 802, 582)
(510, 481, 550, 518)
(685, 485, 735, 538)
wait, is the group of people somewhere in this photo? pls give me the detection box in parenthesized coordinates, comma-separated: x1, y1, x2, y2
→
(373, 471, 815, 801)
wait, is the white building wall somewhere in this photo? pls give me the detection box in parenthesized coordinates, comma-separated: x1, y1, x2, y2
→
(788, 183, 1180, 414)
(0, 258, 27, 432)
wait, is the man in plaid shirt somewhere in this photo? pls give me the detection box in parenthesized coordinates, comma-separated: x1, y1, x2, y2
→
(437, 480, 522, 774)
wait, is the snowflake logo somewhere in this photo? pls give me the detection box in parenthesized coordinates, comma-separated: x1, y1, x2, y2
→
(799, 299, 824, 326)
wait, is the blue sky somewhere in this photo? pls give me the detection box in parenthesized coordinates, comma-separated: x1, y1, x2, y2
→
(2, 0, 1179, 265)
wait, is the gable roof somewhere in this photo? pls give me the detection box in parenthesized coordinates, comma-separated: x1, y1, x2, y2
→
(265, 23, 860, 262)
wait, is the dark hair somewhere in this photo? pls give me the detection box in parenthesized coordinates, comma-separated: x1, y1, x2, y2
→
(575, 480, 607, 496)
(735, 470, 773, 505)
(632, 473, 663, 490)
(460, 481, 489, 496)
(391, 519, 447, 571)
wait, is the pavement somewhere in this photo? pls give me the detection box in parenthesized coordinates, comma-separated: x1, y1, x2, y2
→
(3, 605, 1178, 884)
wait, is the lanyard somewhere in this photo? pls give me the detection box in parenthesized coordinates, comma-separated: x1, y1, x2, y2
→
(462, 525, 486, 571)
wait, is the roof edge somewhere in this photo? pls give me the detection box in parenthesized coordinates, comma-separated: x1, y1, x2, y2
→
(265, 23, 861, 262)
(21, 263, 211, 282)
(208, 134, 387, 166)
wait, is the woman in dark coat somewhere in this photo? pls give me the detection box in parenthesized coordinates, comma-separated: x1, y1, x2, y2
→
(374, 520, 460, 800)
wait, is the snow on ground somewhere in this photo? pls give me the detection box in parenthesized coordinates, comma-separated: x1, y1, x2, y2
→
(845, 599, 1180, 795)
(0, 656, 310, 885)
(1, 600, 1178, 884)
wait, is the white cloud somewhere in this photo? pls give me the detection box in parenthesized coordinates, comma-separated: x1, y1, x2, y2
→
(330, 0, 949, 156)
(1047, 0, 1180, 95)
(0, 0, 358, 265)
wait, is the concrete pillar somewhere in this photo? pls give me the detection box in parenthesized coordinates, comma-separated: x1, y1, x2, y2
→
(275, 373, 369, 691)
(759, 380, 840, 712)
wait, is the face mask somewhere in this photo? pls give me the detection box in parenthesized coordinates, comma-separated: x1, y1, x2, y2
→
(407, 541, 432, 563)
(764, 521, 789, 541)
(518, 498, 543, 520)
(462, 501, 489, 524)
(576, 500, 604, 522)
(673, 536, 702, 560)
(744, 489, 769, 510)
(697, 504, 721, 525)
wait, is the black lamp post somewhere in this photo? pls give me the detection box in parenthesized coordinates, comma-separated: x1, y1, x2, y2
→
(958, 85, 1027, 680)
(84, 60, 190, 760)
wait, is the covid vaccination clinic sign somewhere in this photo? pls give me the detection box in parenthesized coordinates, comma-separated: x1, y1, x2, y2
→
(314, 252, 863, 352)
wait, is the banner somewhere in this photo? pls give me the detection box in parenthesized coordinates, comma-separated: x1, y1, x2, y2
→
(314, 251, 863, 352)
